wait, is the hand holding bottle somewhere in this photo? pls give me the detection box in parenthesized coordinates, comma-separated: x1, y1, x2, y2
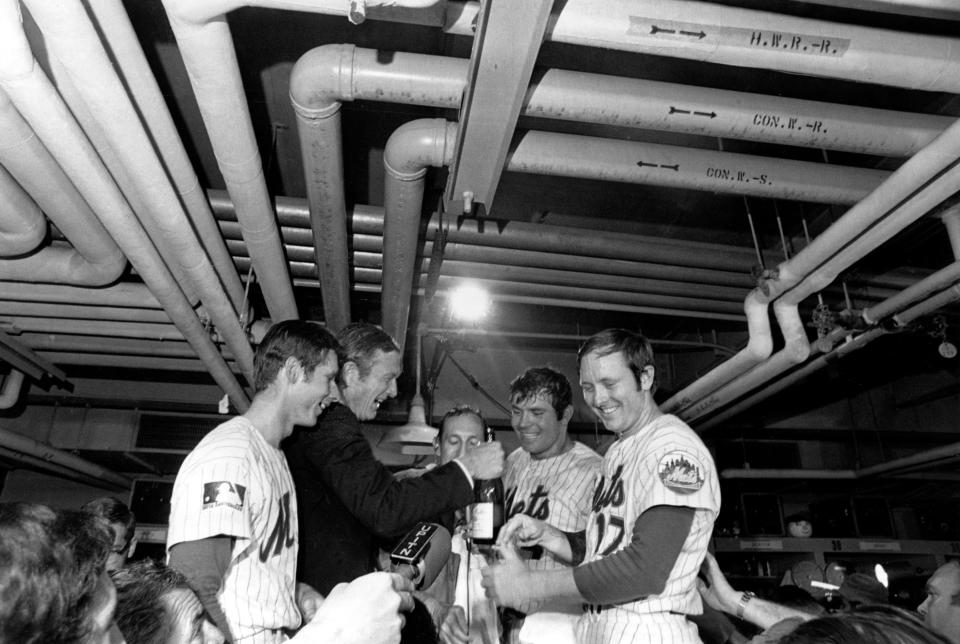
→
(458, 441, 504, 480)
(467, 426, 504, 546)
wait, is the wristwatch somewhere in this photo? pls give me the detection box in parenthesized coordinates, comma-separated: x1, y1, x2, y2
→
(736, 590, 756, 620)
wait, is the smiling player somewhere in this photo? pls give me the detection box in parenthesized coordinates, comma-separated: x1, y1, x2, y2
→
(503, 366, 602, 643)
(484, 329, 720, 644)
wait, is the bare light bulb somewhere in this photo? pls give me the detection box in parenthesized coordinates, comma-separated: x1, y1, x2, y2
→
(448, 283, 491, 322)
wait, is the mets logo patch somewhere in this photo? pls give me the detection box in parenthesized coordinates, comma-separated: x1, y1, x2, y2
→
(202, 481, 246, 510)
(657, 451, 706, 495)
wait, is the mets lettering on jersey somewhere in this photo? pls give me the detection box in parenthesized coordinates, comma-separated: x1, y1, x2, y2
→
(578, 414, 720, 644)
(503, 442, 602, 573)
(506, 484, 550, 520)
(168, 417, 301, 643)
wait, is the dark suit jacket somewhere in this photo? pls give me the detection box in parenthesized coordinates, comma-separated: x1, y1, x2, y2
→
(283, 403, 473, 594)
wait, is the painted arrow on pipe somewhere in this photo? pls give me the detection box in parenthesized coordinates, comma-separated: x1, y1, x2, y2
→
(668, 106, 717, 118)
(636, 161, 680, 171)
(650, 25, 706, 39)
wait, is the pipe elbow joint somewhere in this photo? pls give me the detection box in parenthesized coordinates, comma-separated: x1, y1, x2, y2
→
(384, 118, 456, 180)
(290, 44, 356, 119)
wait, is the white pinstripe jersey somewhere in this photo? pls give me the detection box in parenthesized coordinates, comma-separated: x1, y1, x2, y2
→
(578, 414, 720, 644)
(504, 441, 602, 573)
(168, 417, 300, 643)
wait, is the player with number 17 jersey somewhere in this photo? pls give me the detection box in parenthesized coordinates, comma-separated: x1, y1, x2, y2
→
(579, 414, 720, 644)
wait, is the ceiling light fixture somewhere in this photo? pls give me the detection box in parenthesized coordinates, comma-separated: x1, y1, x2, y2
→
(448, 282, 491, 323)
(378, 327, 437, 456)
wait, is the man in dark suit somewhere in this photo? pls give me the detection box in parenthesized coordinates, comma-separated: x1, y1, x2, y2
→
(284, 322, 504, 595)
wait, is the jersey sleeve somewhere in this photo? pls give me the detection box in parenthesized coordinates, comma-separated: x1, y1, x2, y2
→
(635, 424, 719, 515)
(168, 450, 254, 547)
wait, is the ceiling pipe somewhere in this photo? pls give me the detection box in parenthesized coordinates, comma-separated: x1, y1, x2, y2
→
(790, 0, 960, 20)
(288, 43, 917, 332)
(680, 299, 811, 421)
(353, 281, 745, 323)
(0, 423, 131, 489)
(422, 328, 737, 356)
(214, 191, 763, 273)
(0, 88, 126, 286)
(287, 38, 943, 332)
(538, 0, 960, 92)
(20, 334, 232, 359)
(697, 272, 960, 433)
(159, 0, 304, 323)
(0, 282, 163, 309)
(0, 444, 129, 490)
(84, 0, 246, 314)
(35, 352, 240, 373)
(508, 130, 886, 205)
(235, 228, 755, 289)
(0, 164, 45, 256)
(2, 303, 171, 324)
(0, 0, 249, 411)
(46, 64, 198, 303)
(663, 292, 773, 412)
(673, 116, 960, 420)
(27, 0, 255, 382)
(523, 68, 949, 159)
(0, 369, 24, 409)
(941, 204, 960, 261)
(2, 317, 188, 342)
(382, 118, 457, 350)
(213, 194, 922, 294)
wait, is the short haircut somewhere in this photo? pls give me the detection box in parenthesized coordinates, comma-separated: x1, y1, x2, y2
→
(82, 496, 136, 544)
(336, 322, 399, 381)
(509, 366, 572, 418)
(111, 559, 190, 644)
(0, 502, 112, 644)
(438, 404, 486, 443)
(253, 320, 341, 392)
(779, 604, 951, 644)
(577, 328, 657, 390)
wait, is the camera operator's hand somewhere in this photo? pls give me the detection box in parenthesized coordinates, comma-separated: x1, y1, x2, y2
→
(456, 441, 504, 480)
(293, 572, 413, 644)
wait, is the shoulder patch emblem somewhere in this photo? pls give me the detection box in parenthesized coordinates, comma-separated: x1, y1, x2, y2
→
(202, 481, 246, 510)
(657, 451, 705, 494)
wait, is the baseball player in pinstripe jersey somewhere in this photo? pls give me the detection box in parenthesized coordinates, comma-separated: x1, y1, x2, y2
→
(167, 321, 413, 644)
(483, 329, 720, 644)
(504, 366, 602, 644)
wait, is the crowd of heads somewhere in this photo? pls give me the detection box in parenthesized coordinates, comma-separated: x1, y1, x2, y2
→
(2, 325, 957, 644)
(0, 497, 224, 644)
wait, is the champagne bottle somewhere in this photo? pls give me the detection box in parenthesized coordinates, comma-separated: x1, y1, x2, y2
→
(469, 425, 504, 546)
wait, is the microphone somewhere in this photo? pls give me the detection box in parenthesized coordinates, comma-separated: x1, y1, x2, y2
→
(389, 522, 452, 589)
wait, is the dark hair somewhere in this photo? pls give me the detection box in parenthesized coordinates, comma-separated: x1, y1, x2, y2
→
(112, 560, 190, 644)
(82, 496, 136, 544)
(254, 320, 341, 392)
(438, 404, 486, 442)
(577, 328, 656, 390)
(336, 322, 400, 381)
(0, 503, 112, 644)
(779, 604, 950, 644)
(509, 366, 572, 418)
